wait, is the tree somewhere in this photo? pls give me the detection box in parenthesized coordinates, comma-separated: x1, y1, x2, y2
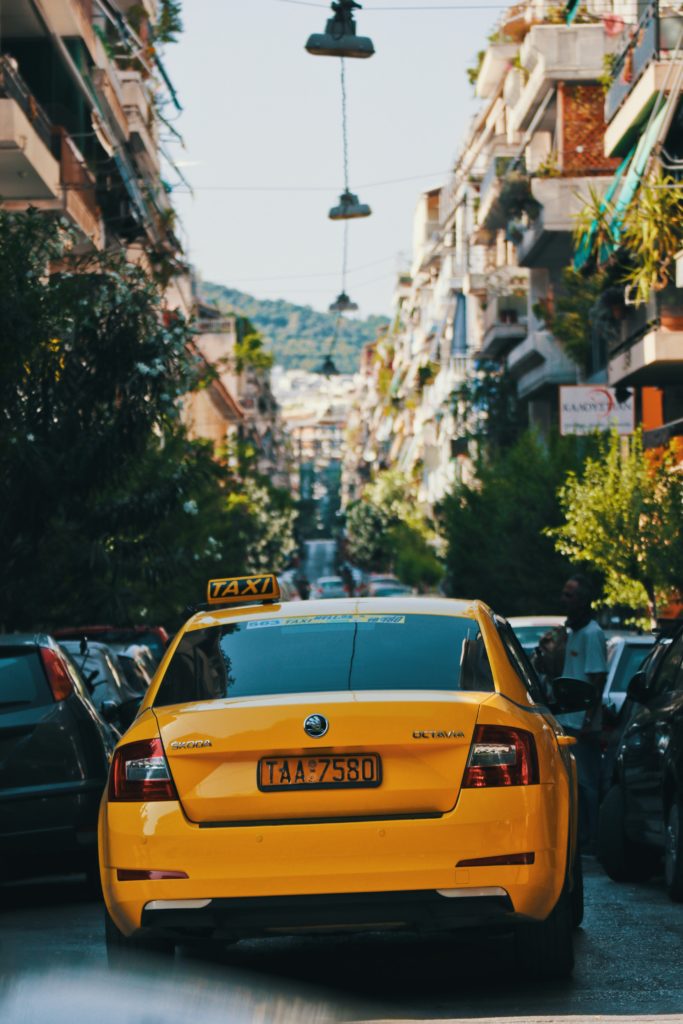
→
(345, 470, 442, 588)
(439, 431, 593, 615)
(548, 430, 683, 622)
(0, 210, 286, 629)
(451, 360, 526, 456)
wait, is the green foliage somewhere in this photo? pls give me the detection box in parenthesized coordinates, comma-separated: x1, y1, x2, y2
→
(548, 430, 683, 621)
(451, 361, 526, 456)
(202, 283, 389, 374)
(155, 0, 183, 45)
(542, 267, 610, 372)
(466, 50, 486, 87)
(0, 210, 287, 630)
(599, 52, 619, 92)
(224, 478, 297, 575)
(438, 432, 593, 615)
(234, 328, 274, 372)
(575, 172, 683, 305)
(345, 470, 442, 588)
(620, 172, 683, 305)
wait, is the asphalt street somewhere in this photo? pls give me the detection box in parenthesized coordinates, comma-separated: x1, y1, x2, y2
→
(1, 858, 681, 1023)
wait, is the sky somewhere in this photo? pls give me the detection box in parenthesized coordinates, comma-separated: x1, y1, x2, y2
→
(162, 1, 504, 318)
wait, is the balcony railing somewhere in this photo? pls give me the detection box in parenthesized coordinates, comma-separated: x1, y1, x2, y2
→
(0, 56, 55, 156)
(55, 127, 99, 223)
(479, 155, 516, 212)
(606, 2, 683, 123)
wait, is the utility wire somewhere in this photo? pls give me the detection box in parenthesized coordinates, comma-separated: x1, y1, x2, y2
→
(341, 57, 350, 193)
(173, 170, 448, 193)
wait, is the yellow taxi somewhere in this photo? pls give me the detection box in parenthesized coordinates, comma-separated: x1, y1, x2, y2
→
(99, 574, 585, 977)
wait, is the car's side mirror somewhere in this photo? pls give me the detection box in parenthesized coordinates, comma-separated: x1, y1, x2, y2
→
(626, 670, 650, 704)
(549, 677, 596, 715)
(115, 697, 143, 731)
(100, 699, 120, 723)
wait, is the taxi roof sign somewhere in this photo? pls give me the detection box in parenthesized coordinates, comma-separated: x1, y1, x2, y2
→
(206, 574, 280, 606)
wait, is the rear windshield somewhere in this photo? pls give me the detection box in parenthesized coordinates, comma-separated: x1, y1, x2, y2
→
(0, 649, 52, 711)
(155, 613, 495, 706)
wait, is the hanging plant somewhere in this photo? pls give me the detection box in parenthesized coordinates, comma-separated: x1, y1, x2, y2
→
(620, 172, 683, 305)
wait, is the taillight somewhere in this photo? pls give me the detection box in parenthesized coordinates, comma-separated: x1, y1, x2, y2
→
(463, 725, 539, 788)
(39, 647, 74, 702)
(108, 738, 177, 802)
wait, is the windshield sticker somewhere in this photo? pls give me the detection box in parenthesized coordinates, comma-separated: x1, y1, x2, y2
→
(246, 614, 405, 630)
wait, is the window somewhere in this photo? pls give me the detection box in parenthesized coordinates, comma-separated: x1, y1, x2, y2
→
(155, 614, 495, 707)
(0, 649, 53, 712)
(495, 617, 547, 705)
(650, 632, 683, 697)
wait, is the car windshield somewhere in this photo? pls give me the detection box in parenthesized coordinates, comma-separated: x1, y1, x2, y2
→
(610, 643, 653, 693)
(155, 613, 495, 706)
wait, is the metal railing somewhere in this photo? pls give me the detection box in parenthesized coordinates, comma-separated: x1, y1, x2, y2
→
(0, 55, 56, 155)
(606, 2, 683, 123)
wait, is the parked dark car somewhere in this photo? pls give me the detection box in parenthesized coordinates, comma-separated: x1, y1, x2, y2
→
(603, 634, 656, 718)
(106, 643, 155, 695)
(58, 639, 141, 732)
(598, 624, 683, 900)
(53, 625, 169, 667)
(0, 634, 115, 879)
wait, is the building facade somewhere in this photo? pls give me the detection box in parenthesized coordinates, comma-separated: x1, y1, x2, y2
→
(345, 0, 683, 510)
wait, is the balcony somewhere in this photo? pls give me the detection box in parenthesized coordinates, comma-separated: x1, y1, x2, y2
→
(475, 43, 518, 99)
(608, 289, 683, 386)
(47, 1, 98, 61)
(53, 128, 104, 249)
(119, 71, 160, 173)
(516, 176, 612, 268)
(0, 56, 60, 200)
(0, 59, 103, 248)
(507, 329, 577, 399)
(605, 2, 683, 156)
(478, 150, 520, 230)
(512, 24, 619, 132)
(481, 293, 528, 359)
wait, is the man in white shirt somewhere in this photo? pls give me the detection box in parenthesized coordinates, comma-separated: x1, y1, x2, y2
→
(558, 574, 607, 851)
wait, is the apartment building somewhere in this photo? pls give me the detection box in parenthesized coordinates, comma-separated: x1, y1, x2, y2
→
(184, 306, 290, 488)
(0, 1, 182, 273)
(344, 0, 654, 510)
(600, 0, 683, 450)
(0, 2, 291, 480)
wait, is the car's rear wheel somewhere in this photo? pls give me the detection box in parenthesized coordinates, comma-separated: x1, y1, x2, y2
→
(570, 851, 584, 929)
(598, 785, 660, 882)
(104, 907, 175, 965)
(513, 881, 574, 979)
(664, 797, 683, 902)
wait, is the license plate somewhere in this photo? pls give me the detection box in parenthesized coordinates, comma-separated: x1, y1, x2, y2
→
(258, 753, 382, 791)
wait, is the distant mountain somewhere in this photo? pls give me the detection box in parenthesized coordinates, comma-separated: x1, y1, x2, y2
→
(201, 283, 389, 374)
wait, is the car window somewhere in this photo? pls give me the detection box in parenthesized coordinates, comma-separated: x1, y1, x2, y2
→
(650, 632, 683, 697)
(609, 644, 653, 693)
(0, 649, 54, 710)
(495, 618, 546, 704)
(155, 614, 496, 706)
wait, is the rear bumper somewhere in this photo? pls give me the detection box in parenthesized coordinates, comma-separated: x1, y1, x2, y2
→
(139, 888, 514, 941)
(100, 785, 569, 936)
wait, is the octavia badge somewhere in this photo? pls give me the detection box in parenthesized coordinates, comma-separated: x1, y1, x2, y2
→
(304, 714, 329, 739)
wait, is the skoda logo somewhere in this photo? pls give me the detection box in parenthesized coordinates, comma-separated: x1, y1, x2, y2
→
(304, 714, 329, 739)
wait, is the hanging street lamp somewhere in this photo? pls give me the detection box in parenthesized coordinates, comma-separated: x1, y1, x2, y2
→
(329, 291, 358, 313)
(305, 1, 375, 59)
(317, 353, 341, 377)
(329, 189, 371, 220)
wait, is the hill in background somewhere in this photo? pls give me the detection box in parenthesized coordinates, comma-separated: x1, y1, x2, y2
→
(202, 283, 389, 374)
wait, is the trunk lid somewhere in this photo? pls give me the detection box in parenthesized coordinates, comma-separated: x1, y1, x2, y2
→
(154, 690, 482, 824)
